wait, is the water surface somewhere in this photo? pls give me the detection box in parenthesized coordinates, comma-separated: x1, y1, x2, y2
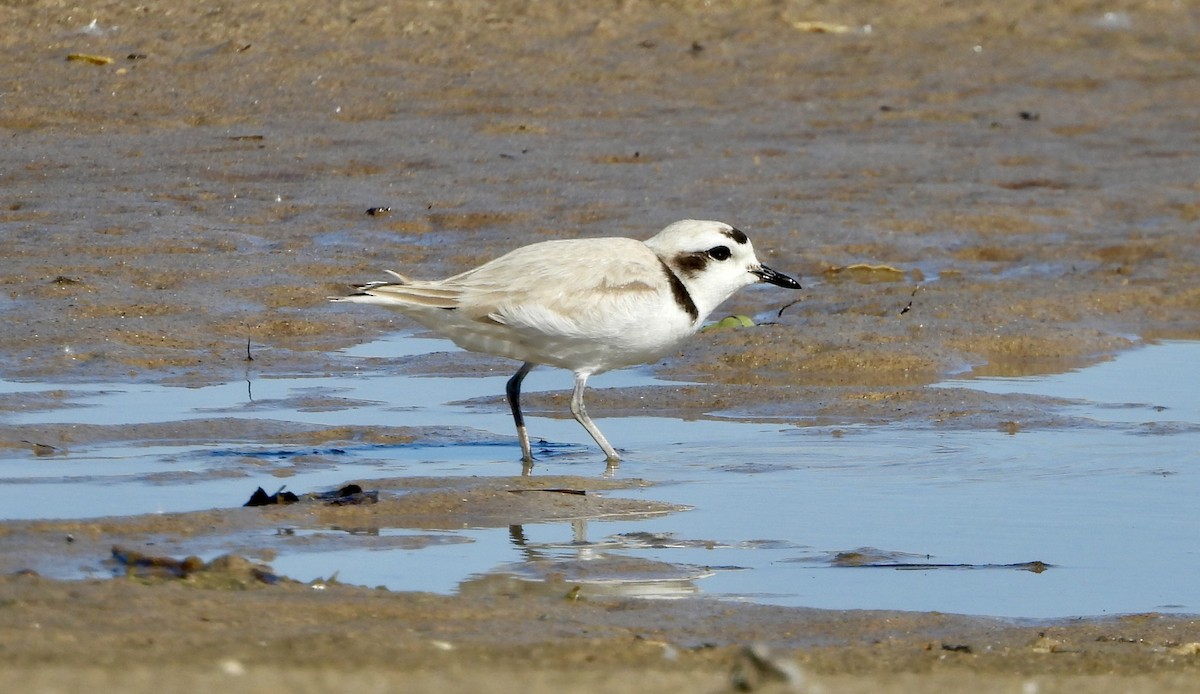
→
(1, 338, 1196, 619)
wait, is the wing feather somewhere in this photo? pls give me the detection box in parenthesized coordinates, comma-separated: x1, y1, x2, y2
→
(339, 237, 668, 337)
(449, 238, 664, 333)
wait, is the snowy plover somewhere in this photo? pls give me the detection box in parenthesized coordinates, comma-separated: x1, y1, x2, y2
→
(334, 219, 800, 465)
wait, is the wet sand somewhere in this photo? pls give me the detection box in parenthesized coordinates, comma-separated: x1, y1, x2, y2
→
(2, 0, 1200, 690)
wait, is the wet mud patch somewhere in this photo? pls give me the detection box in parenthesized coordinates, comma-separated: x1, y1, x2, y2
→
(0, 388, 87, 417)
(0, 418, 434, 451)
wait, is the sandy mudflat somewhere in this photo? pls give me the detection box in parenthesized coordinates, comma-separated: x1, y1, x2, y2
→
(1, 0, 1199, 690)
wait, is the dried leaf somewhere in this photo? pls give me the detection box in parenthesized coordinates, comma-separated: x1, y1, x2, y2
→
(825, 263, 907, 283)
(792, 21, 856, 34)
(66, 53, 114, 65)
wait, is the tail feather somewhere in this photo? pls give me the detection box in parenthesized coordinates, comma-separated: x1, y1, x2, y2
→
(330, 270, 460, 309)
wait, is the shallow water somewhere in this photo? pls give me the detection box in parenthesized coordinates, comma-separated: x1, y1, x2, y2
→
(1, 338, 1197, 619)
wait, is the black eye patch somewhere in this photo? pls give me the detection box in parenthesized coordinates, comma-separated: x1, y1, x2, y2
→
(707, 246, 731, 261)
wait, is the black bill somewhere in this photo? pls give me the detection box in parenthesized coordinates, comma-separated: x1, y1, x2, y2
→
(754, 265, 802, 289)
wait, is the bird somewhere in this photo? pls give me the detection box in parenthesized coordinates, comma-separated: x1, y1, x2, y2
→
(333, 219, 800, 465)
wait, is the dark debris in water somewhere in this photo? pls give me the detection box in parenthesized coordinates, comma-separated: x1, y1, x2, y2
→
(244, 486, 300, 506)
(111, 545, 204, 578)
(21, 440, 62, 457)
(212, 447, 349, 459)
(507, 488, 586, 496)
(317, 483, 379, 506)
(790, 549, 1052, 573)
(110, 545, 288, 586)
(244, 483, 378, 507)
(833, 553, 1051, 573)
(902, 560, 1052, 573)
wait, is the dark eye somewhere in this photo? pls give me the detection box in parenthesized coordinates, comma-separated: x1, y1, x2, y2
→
(707, 245, 731, 261)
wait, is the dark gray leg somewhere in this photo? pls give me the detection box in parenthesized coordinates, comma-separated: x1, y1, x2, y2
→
(506, 362, 536, 463)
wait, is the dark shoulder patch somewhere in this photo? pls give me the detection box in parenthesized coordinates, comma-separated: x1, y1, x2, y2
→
(723, 227, 749, 245)
(658, 258, 699, 324)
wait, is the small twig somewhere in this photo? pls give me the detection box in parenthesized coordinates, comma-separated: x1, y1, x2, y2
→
(899, 285, 922, 316)
(245, 336, 254, 361)
(776, 298, 804, 319)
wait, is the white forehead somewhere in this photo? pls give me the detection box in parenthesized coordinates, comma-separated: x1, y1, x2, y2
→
(644, 219, 753, 253)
